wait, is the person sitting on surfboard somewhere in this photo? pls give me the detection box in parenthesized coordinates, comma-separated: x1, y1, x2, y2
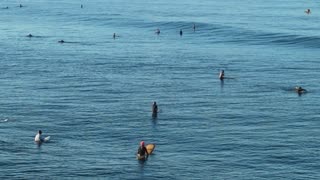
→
(137, 141, 149, 159)
(219, 70, 225, 80)
(34, 130, 44, 142)
(180, 29, 183, 36)
(152, 101, 158, 114)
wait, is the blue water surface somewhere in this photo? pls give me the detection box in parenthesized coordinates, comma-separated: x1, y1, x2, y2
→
(0, 0, 320, 179)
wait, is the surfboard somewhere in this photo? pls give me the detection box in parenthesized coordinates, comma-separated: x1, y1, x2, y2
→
(43, 136, 50, 142)
(146, 144, 155, 155)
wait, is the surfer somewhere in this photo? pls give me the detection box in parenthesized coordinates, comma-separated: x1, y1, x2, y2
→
(193, 24, 196, 32)
(180, 29, 183, 36)
(113, 33, 116, 39)
(219, 70, 225, 80)
(152, 101, 158, 114)
(295, 86, 307, 94)
(137, 141, 149, 160)
(305, 9, 311, 14)
(34, 130, 44, 142)
(19, 4, 23, 8)
(81, 4, 83, 8)
(27, 34, 33, 37)
(58, 40, 65, 43)
(156, 28, 160, 35)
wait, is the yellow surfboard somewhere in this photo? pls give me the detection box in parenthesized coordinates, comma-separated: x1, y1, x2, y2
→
(146, 144, 156, 155)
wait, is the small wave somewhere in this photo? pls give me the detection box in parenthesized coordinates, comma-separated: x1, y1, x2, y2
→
(113, 18, 320, 48)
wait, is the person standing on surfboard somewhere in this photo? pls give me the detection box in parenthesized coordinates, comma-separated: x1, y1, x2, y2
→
(137, 141, 149, 159)
(34, 130, 43, 142)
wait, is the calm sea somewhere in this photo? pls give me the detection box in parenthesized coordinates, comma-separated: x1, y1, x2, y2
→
(1, 0, 320, 179)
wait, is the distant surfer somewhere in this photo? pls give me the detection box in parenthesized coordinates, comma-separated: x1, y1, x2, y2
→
(193, 24, 196, 32)
(152, 101, 158, 114)
(295, 86, 307, 94)
(137, 141, 149, 160)
(27, 34, 33, 37)
(155, 28, 160, 35)
(113, 33, 116, 39)
(305, 9, 311, 14)
(58, 40, 65, 43)
(34, 130, 44, 142)
(219, 70, 225, 80)
(19, 4, 23, 8)
(81, 4, 83, 8)
(180, 29, 183, 36)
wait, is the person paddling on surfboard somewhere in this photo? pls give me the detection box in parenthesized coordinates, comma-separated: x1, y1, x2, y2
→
(137, 141, 149, 160)
(34, 130, 44, 142)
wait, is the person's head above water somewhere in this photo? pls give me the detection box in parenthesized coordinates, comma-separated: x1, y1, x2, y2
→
(38, 130, 42, 134)
(153, 101, 157, 105)
(140, 141, 145, 147)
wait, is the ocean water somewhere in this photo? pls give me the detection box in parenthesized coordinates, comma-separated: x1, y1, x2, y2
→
(1, 0, 320, 179)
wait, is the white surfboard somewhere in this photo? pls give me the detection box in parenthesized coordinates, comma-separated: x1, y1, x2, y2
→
(43, 136, 50, 142)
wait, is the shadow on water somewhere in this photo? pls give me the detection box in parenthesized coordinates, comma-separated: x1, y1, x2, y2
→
(152, 112, 157, 119)
(35, 142, 43, 149)
(151, 113, 158, 128)
(137, 159, 147, 179)
(220, 79, 224, 90)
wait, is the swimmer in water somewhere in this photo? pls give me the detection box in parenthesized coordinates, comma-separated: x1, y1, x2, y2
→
(180, 29, 183, 36)
(34, 130, 44, 142)
(295, 86, 307, 94)
(137, 141, 149, 160)
(305, 9, 311, 14)
(58, 40, 65, 43)
(219, 70, 225, 80)
(155, 28, 160, 35)
(152, 101, 158, 114)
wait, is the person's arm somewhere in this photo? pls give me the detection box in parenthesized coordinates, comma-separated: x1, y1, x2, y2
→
(144, 147, 149, 158)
